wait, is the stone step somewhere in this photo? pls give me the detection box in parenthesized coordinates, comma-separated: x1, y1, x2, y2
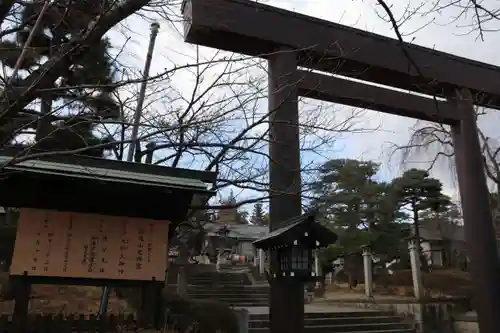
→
(186, 284, 268, 289)
(188, 283, 250, 287)
(192, 297, 268, 301)
(189, 274, 248, 279)
(187, 276, 246, 281)
(189, 274, 247, 278)
(186, 287, 269, 292)
(221, 302, 269, 308)
(168, 284, 267, 290)
(191, 298, 269, 305)
(249, 316, 402, 328)
(188, 282, 249, 286)
(249, 311, 394, 320)
(188, 279, 250, 284)
(247, 322, 409, 332)
(194, 301, 269, 307)
(248, 329, 415, 333)
(184, 287, 269, 293)
(188, 293, 268, 299)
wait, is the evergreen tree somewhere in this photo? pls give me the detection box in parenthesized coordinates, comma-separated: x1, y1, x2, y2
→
(420, 196, 463, 267)
(250, 202, 266, 225)
(0, 0, 119, 156)
(391, 169, 444, 241)
(391, 169, 445, 270)
(311, 159, 380, 231)
(311, 158, 408, 262)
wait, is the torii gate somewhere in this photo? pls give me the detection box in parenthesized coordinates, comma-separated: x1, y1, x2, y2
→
(180, 1, 500, 333)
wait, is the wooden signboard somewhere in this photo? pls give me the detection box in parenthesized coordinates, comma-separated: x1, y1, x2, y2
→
(10, 208, 169, 281)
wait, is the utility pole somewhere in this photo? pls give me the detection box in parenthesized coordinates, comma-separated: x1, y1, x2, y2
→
(126, 21, 160, 162)
(98, 23, 160, 316)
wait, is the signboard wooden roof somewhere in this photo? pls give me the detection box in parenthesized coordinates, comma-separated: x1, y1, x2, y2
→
(0, 155, 216, 221)
(10, 208, 169, 281)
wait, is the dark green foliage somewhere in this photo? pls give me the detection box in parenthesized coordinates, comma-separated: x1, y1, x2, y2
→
(312, 159, 408, 263)
(313, 161, 453, 274)
(161, 291, 239, 333)
(391, 169, 445, 216)
(0, 209, 19, 271)
(115, 289, 239, 333)
(391, 169, 446, 255)
(0, 272, 15, 300)
(0, 0, 119, 155)
(0, 226, 16, 270)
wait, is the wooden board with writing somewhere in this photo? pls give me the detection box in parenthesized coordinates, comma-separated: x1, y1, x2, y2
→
(10, 208, 169, 281)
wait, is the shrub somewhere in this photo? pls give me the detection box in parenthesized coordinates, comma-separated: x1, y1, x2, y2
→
(116, 289, 239, 333)
(377, 269, 472, 296)
(0, 272, 15, 300)
(161, 291, 239, 333)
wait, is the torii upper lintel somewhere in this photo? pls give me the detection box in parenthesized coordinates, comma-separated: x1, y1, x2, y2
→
(182, 0, 500, 109)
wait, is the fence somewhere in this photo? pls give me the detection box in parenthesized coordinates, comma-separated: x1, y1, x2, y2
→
(0, 313, 140, 333)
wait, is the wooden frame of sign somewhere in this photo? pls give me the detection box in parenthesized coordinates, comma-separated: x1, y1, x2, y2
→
(9, 208, 169, 328)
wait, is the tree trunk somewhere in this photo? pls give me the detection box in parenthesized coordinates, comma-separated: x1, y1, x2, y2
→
(35, 95, 53, 142)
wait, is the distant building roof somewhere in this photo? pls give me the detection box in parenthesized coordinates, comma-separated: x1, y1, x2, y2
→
(205, 223, 269, 240)
(413, 223, 465, 242)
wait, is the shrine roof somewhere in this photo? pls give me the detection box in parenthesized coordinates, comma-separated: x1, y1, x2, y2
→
(253, 213, 337, 250)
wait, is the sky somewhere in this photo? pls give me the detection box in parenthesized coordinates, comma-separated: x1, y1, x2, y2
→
(107, 0, 500, 207)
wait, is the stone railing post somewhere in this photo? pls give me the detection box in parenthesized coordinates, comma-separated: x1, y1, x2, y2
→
(314, 250, 320, 275)
(253, 247, 258, 267)
(361, 245, 373, 298)
(314, 250, 321, 287)
(216, 251, 222, 272)
(259, 249, 265, 275)
(234, 308, 249, 333)
(325, 273, 332, 285)
(177, 266, 187, 296)
(408, 237, 424, 300)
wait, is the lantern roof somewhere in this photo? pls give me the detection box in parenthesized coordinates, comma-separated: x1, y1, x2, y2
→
(252, 212, 337, 250)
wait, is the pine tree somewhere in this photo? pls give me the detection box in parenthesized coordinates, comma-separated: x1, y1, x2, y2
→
(0, 0, 119, 156)
(391, 168, 445, 270)
(391, 169, 444, 240)
(311, 158, 408, 261)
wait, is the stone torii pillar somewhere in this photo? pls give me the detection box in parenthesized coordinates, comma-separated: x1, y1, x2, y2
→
(268, 47, 303, 333)
(450, 89, 500, 333)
